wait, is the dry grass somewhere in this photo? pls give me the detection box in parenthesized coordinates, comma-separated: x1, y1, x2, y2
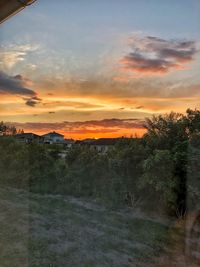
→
(0, 187, 190, 267)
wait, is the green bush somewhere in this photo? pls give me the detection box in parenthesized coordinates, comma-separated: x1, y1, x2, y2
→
(0, 108, 199, 216)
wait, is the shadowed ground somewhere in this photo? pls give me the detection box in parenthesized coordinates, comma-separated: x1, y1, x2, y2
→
(0, 187, 196, 267)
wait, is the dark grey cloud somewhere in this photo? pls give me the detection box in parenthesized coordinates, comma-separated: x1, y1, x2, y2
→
(0, 71, 41, 107)
(159, 47, 196, 62)
(122, 52, 177, 74)
(121, 36, 197, 74)
(25, 96, 42, 107)
(25, 98, 41, 107)
(0, 71, 36, 96)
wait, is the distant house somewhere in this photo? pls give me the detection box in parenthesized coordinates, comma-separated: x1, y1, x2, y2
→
(42, 131, 65, 144)
(75, 138, 122, 154)
(90, 138, 120, 153)
(74, 138, 95, 146)
(15, 133, 43, 144)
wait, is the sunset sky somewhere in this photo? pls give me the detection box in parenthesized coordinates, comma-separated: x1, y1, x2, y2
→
(0, 0, 200, 139)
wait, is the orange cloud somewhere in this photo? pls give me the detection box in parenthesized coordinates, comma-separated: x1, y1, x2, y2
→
(34, 75, 200, 103)
(8, 118, 145, 139)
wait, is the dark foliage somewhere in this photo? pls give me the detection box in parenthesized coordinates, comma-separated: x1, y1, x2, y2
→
(0, 109, 199, 217)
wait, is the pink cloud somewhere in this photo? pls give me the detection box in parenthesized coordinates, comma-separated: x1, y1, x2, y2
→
(120, 36, 197, 75)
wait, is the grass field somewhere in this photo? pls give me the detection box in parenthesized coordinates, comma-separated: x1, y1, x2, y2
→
(0, 187, 187, 267)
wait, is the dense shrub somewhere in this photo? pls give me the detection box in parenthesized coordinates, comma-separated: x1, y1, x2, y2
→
(0, 108, 200, 216)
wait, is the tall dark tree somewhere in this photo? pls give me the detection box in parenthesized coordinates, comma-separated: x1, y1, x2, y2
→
(143, 112, 189, 216)
(0, 121, 17, 135)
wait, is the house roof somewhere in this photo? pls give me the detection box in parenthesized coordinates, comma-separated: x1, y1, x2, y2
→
(42, 131, 64, 137)
(91, 138, 122, 146)
(15, 133, 42, 138)
(75, 138, 95, 145)
(76, 138, 123, 146)
(0, 0, 37, 25)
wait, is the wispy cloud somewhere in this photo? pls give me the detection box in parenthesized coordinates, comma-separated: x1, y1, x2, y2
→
(39, 78, 200, 100)
(1, 71, 199, 115)
(0, 44, 39, 69)
(120, 35, 197, 75)
(43, 100, 104, 110)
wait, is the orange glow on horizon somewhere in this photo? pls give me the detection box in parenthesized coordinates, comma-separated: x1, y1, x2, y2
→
(19, 127, 146, 140)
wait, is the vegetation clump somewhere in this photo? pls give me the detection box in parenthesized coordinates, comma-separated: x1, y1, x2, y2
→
(0, 108, 199, 217)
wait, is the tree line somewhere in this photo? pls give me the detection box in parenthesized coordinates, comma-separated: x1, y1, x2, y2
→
(0, 121, 23, 135)
(0, 108, 199, 217)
